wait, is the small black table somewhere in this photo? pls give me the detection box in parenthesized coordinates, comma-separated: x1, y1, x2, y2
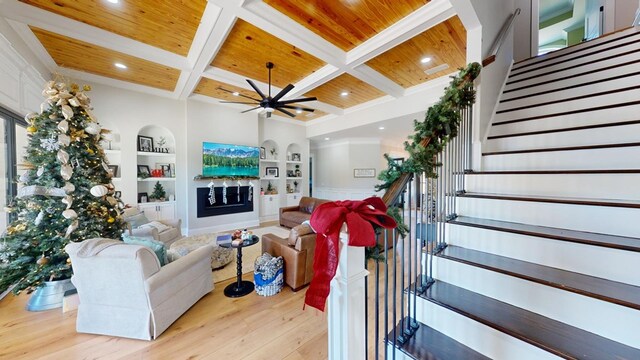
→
(219, 235, 259, 297)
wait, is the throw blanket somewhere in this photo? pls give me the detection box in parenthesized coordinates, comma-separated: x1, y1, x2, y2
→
(75, 238, 122, 257)
(305, 197, 396, 311)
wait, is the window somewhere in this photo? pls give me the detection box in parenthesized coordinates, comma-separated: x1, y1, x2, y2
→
(0, 107, 27, 228)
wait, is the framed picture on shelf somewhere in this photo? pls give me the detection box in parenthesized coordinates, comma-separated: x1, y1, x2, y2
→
(114, 191, 122, 199)
(137, 135, 154, 152)
(260, 147, 266, 159)
(169, 163, 175, 177)
(156, 163, 171, 177)
(354, 168, 376, 178)
(138, 192, 148, 203)
(137, 165, 151, 177)
(265, 167, 279, 177)
(291, 153, 301, 162)
(287, 170, 295, 177)
(108, 165, 119, 177)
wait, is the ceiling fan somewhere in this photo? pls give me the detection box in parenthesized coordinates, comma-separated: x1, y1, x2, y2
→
(218, 62, 317, 118)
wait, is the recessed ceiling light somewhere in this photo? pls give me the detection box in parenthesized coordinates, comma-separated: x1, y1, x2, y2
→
(107, 0, 119, 4)
(296, 109, 303, 114)
(340, 91, 349, 97)
(379, 126, 385, 130)
(114, 63, 127, 69)
(232, 92, 239, 96)
(421, 57, 432, 64)
(324, 137, 330, 141)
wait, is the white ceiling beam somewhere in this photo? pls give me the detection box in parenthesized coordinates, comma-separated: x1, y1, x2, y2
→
(283, 64, 342, 99)
(0, 0, 189, 70)
(348, 65, 405, 98)
(186, 3, 223, 69)
(346, 0, 456, 67)
(6, 19, 56, 73)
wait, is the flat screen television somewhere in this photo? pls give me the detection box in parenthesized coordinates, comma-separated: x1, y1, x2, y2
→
(202, 142, 260, 177)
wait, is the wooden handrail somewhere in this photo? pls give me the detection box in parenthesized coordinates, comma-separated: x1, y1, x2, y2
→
(482, 8, 521, 67)
(381, 137, 431, 207)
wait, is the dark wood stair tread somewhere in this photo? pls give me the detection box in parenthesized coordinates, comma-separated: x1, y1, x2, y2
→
(391, 318, 490, 360)
(488, 120, 640, 139)
(482, 142, 640, 156)
(438, 245, 640, 310)
(449, 216, 640, 252)
(458, 192, 640, 209)
(421, 281, 640, 359)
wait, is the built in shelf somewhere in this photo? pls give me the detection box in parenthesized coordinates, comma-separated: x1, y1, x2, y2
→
(138, 177, 176, 182)
(260, 159, 280, 163)
(286, 192, 302, 196)
(286, 177, 302, 180)
(138, 200, 176, 206)
(261, 177, 279, 180)
(137, 151, 175, 157)
(286, 161, 302, 164)
(261, 194, 279, 197)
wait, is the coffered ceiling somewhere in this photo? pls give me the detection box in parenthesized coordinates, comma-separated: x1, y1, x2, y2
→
(1, 0, 467, 122)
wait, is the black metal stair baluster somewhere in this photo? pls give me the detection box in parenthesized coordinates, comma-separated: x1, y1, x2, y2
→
(391, 228, 398, 358)
(375, 234, 380, 360)
(384, 229, 390, 359)
(364, 256, 368, 360)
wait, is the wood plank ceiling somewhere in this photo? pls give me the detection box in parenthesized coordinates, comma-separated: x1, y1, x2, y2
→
(8, 0, 467, 121)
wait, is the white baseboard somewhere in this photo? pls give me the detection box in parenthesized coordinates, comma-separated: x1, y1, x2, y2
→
(186, 220, 260, 236)
(0, 284, 15, 302)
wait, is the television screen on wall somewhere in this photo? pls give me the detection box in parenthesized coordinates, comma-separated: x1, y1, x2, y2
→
(202, 142, 260, 177)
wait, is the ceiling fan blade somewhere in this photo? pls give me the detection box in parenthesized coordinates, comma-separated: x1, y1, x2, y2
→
(279, 105, 315, 112)
(241, 106, 263, 113)
(246, 80, 267, 100)
(219, 101, 260, 105)
(275, 108, 296, 117)
(277, 97, 317, 105)
(271, 84, 295, 103)
(217, 87, 262, 102)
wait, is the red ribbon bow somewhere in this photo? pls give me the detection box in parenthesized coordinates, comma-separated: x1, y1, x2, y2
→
(305, 197, 397, 311)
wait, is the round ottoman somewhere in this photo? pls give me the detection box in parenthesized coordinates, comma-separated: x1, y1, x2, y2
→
(168, 235, 234, 269)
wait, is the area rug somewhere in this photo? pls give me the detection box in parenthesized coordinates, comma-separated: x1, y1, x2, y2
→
(212, 225, 290, 283)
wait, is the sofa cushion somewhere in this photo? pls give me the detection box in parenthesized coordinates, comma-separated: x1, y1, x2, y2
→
(122, 234, 168, 266)
(281, 211, 311, 226)
(126, 213, 150, 229)
(157, 228, 180, 245)
(140, 221, 171, 233)
(298, 197, 316, 214)
(288, 223, 314, 246)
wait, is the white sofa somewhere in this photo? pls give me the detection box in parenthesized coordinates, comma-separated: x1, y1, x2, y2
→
(122, 208, 182, 247)
(65, 238, 214, 340)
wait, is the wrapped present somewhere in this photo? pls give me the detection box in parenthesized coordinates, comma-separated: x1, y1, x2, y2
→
(254, 253, 284, 297)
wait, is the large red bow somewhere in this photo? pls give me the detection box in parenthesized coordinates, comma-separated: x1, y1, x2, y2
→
(305, 197, 397, 311)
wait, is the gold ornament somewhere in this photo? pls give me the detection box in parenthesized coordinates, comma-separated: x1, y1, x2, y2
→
(70, 83, 79, 92)
(69, 129, 88, 141)
(107, 217, 115, 223)
(83, 85, 91, 91)
(66, 258, 71, 264)
(37, 255, 50, 266)
(27, 125, 37, 134)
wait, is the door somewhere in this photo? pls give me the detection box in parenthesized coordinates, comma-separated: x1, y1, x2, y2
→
(157, 203, 176, 220)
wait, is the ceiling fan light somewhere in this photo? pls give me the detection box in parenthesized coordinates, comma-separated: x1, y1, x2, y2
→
(232, 92, 239, 96)
(296, 109, 303, 114)
(340, 91, 349, 97)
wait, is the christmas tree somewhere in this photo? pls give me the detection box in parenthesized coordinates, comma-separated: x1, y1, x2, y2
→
(0, 80, 126, 295)
(150, 181, 166, 201)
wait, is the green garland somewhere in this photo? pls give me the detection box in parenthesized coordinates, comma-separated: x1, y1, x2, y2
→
(376, 63, 481, 191)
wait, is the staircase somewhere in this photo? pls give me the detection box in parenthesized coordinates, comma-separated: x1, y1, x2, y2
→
(397, 27, 640, 359)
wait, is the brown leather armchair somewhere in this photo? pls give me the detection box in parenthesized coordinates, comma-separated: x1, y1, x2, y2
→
(261, 224, 316, 291)
(279, 196, 329, 228)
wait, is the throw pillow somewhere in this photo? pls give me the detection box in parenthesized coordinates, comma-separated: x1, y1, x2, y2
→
(288, 223, 314, 246)
(126, 213, 150, 229)
(139, 221, 171, 233)
(122, 234, 168, 266)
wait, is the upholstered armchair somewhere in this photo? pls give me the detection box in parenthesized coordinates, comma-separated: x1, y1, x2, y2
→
(65, 238, 213, 340)
(122, 208, 182, 247)
(261, 223, 316, 291)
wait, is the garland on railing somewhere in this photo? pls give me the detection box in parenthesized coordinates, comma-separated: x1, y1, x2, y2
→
(376, 62, 482, 192)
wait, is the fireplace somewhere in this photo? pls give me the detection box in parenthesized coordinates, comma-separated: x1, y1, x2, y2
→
(197, 186, 254, 218)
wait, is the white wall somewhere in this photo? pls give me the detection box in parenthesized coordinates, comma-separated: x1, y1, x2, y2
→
(513, 0, 539, 62)
(185, 100, 259, 234)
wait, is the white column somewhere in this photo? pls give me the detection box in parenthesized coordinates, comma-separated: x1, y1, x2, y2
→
(328, 228, 369, 360)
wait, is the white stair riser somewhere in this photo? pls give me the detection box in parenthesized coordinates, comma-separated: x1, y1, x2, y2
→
(502, 61, 640, 101)
(465, 173, 640, 200)
(512, 28, 639, 70)
(494, 89, 640, 123)
(489, 104, 640, 137)
(431, 257, 640, 348)
(447, 224, 640, 286)
(504, 52, 640, 92)
(389, 347, 412, 360)
(481, 146, 640, 171)
(508, 40, 640, 81)
(498, 73, 640, 112)
(414, 297, 561, 360)
(457, 196, 640, 238)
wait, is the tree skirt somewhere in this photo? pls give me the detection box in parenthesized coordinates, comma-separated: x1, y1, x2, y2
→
(213, 226, 290, 283)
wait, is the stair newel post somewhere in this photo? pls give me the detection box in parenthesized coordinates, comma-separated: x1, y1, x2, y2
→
(328, 226, 369, 360)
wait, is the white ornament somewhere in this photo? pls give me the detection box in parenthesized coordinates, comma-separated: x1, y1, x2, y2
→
(65, 220, 78, 238)
(61, 105, 74, 120)
(68, 97, 81, 107)
(40, 137, 60, 152)
(58, 134, 71, 147)
(62, 195, 73, 210)
(62, 209, 77, 219)
(61, 164, 73, 180)
(34, 211, 44, 226)
(90, 185, 108, 197)
(36, 166, 44, 177)
(63, 182, 75, 193)
(56, 149, 70, 164)
(24, 112, 38, 122)
(19, 172, 31, 184)
(57, 120, 69, 133)
(85, 122, 101, 135)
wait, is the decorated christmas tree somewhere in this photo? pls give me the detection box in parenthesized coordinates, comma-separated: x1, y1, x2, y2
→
(0, 80, 126, 295)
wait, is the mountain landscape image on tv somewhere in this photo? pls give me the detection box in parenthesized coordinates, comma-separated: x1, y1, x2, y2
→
(202, 142, 260, 177)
